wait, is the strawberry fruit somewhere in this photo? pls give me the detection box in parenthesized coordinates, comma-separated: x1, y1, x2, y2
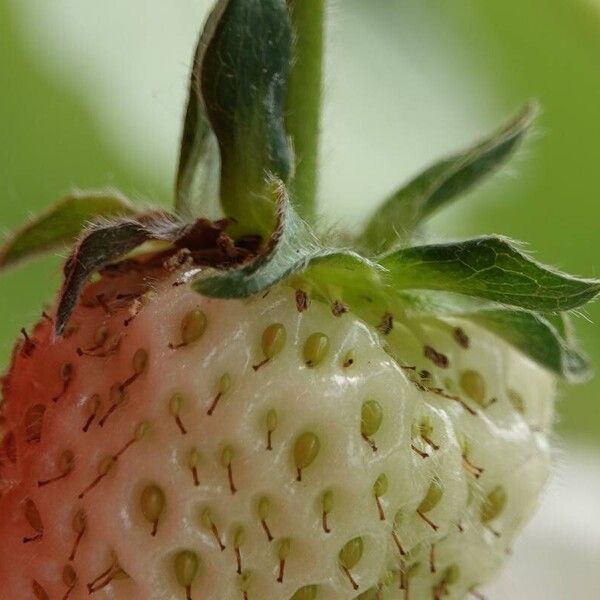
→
(0, 1, 598, 599)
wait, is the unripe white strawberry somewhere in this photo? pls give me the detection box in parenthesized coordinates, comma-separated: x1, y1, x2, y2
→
(0, 1, 597, 599)
(0, 271, 554, 600)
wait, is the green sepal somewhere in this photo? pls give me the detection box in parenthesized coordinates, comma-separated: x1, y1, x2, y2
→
(380, 236, 600, 312)
(471, 311, 590, 382)
(400, 291, 591, 382)
(359, 103, 538, 254)
(175, 2, 226, 219)
(200, 0, 293, 236)
(0, 190, 136, 271)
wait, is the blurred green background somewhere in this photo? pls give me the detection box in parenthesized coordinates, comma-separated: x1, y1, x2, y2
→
(1, 0, 599, 442)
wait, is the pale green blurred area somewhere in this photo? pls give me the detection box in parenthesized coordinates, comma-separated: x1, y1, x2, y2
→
(0, 0, 599, 442)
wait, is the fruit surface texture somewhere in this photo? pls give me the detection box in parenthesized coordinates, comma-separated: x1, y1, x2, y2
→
(0, 269, 554, 599)
(0, 0, 597, 598)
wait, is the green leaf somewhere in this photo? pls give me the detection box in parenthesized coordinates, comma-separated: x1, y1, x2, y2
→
(200, 0, 293, 236)
(359, 103, 538, 254)
(380, 236, 600, 312)
(175, 2, 226, 219)
(400, 291, 591, 382)
(0, 190, 136, 271)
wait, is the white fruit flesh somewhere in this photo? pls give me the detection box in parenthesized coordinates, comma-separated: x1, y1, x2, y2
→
(0, 272, 554, 599)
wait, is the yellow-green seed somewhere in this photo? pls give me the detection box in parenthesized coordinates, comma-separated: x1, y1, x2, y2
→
(218, 373, 232, 394)
(200, 508, 215, 530)
(135, 421, 151, 441)
(109, 384, 126, 406)
(418, 478, 444, 514)
(98, 455, 115, 475)
(174, 550, 200, 588)
(72, 509, 86, 533)
(169, 393, 184, 417)
(141, 484, 166, 524)
(239, 570, 253, 592)
(293, 432, 320, 471)
(258, 496, 271, 520)
(233, 526, 246, 549)
(23, 499, 42, 532)
(380, 570, 395, 588)
(188, 447, 201, 468)
(339, 537, 364, 570)
(266, 409, 278, 432)
(262, 324, 287, 359)
(60, 362, 74, 381)
(460, 370, 486, 406)
(507, 389, 525, 414)
(94, 325, 109, 346)
(62, 565, 77, 587)
(373, 474, 388, 497)
(443, 378, 456, 392)
(322, 490, 334, 513)
(112, 567, 129, 581)
(58, 450, 75, 474)
(105, 334, 122, 353)
(393, 509, 403, 529)
(441, 564, 460, 585)
(419, 416, 434, 438)
(133, 349, 148, 375)
(220, 445, 234, 468)
(277, 538, 291, 560)
(481, 486, 507, 523)
(181, 308, 207, 345)
(361, 400, 383, 437)
(303, 332, 330, 367)
(291, 584, 318, 600)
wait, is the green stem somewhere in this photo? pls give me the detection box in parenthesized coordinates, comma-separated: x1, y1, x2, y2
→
(286, 0, 325, 223)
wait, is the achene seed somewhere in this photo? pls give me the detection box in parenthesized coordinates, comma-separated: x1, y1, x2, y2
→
(293, 432, 320, 481)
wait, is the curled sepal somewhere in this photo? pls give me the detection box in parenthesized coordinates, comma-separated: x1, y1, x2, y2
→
(55, 214, 184, 335)
(381, 236, 600, 312)
(200, 0, 293, 236)
(54, 214, 247, 336)
(401, 291, 592, 382)
(359, 103, 539, 254)
(0, 190, 137, 271)
(193, 180, 383, 299)
(175, 2, 227, 220)
(193, 181, 312, 298)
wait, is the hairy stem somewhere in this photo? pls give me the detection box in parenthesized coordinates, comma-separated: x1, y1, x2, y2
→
(286, 0, 325, 223)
